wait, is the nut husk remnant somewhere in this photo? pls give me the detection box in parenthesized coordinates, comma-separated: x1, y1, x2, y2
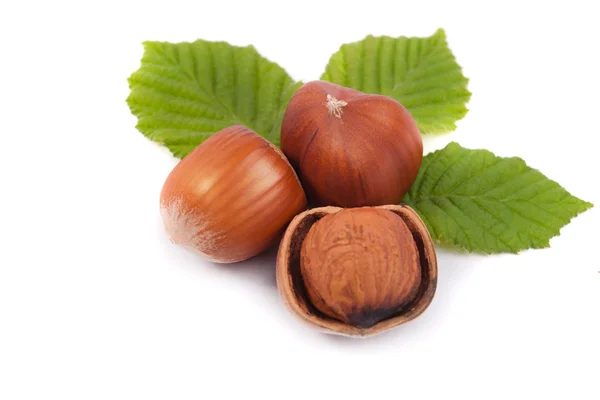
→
(276, 205, 437, 337)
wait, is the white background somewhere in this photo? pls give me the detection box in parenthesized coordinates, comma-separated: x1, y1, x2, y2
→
(1, 1, 599, 399)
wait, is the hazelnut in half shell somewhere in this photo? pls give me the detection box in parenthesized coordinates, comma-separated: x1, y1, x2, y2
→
(276, 205, 437, 337)
(160, 125, 307, 263)
(280, 81, 423, 208)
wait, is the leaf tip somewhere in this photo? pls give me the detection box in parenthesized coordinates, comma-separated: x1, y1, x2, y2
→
(141, 40, 159, 51)
(577, 199, 594, 215)
(434, 28, 447, 38)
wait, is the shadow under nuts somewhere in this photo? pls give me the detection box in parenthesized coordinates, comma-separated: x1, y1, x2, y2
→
(277, 205, 437, 337)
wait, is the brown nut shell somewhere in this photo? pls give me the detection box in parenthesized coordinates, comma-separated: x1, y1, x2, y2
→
(160, 125, 307, 263)
(280, 81, 423, 208)
(276, 205, 437, 337)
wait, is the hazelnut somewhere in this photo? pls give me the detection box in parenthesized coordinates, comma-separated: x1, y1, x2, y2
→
(280, 80, 423, 208)
(277, 205, 437, 337)
(160, 125, 307, 263)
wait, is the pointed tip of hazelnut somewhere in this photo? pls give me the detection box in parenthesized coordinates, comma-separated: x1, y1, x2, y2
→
(325, 94, 347, 118)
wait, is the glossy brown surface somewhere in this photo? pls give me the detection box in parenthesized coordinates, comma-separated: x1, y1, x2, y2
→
(160, 125, 307, 263)
(281, 81, 423, 208)
(300, 208, 421, 328)
(277, 205, 437, 337)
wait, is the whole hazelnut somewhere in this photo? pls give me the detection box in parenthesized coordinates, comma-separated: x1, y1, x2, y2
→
(160, 125, 307, 263)
(277, 205, 436, 337)
(280, 80, 423, 208)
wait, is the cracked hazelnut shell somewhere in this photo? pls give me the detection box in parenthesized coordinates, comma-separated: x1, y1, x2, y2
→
(280, 80, 423, 208)
(276, 205, 437, 337)
(160, 125, 307, 263)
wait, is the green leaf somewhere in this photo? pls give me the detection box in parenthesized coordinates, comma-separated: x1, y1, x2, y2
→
(403, 142, 593, 253)
(321, 29, 471, 133)
(127, 40, 301, 158)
